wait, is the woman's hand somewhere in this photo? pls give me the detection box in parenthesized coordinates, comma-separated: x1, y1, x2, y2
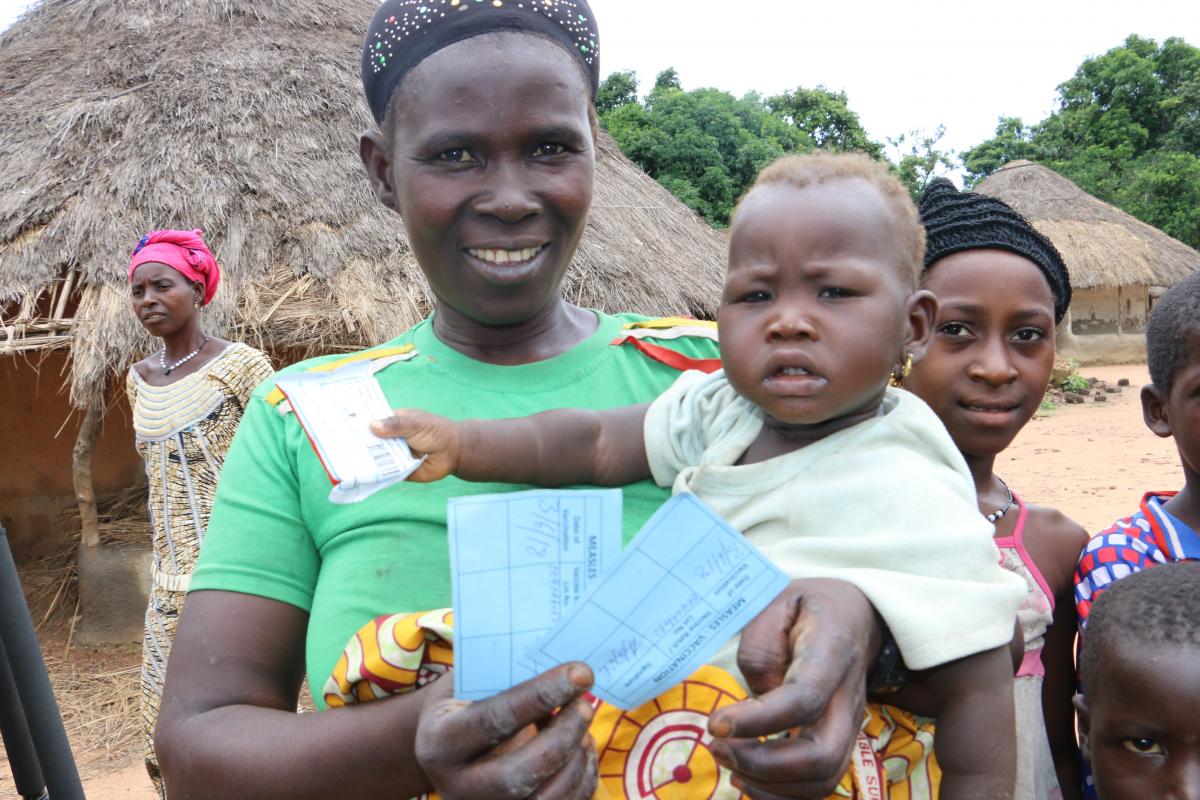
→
(415, 663, 599, 800)
(708, 579, 881, 799)
(371, 409, 462, 482)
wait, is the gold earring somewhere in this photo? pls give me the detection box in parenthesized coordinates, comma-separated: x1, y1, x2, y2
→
(889, 353, 913, 388)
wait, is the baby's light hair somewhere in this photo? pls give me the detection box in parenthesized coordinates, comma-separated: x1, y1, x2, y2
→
(739, 152, 925, 288)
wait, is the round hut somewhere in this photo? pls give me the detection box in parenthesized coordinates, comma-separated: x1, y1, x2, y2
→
(976, 160, 1200, 360)
(0, 0, 727, 564)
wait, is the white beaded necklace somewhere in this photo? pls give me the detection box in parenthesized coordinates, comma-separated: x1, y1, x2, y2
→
(987, 477, 1015, 523)
(160, 336, 209, 375)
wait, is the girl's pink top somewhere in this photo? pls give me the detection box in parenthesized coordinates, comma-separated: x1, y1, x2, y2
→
(994, 494, 1055, 678)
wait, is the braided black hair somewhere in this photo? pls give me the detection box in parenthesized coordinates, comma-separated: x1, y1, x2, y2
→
(919, 178, 1071, 322)
(1081, 561, 1200, 699)
(1147, 270, 1200, 394)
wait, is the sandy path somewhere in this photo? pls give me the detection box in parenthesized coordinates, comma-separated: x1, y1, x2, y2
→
(998, 363, 1180, 533)
(81, 762, 156, 799)
(17, 362, 1184, 798)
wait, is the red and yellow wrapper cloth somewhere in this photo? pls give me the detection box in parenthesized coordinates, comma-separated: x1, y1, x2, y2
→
(326, 612, 940, 800)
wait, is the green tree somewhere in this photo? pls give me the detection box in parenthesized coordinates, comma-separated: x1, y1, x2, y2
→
(766, 86, 883, 158)
(960, 118, 1035, 186)
(600, 70, 895, 226)
(961, 35, 1200, 247)
(653, 67, 682, 92)
(887, 126, 956, 200)
(601, 73, 809, 225)
(596, 70, 638, 114)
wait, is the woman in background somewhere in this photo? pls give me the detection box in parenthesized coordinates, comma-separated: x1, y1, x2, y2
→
(125, 228, 273, 796)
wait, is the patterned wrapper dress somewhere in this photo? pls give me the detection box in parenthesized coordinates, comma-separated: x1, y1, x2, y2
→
(126, 342, 273, 797)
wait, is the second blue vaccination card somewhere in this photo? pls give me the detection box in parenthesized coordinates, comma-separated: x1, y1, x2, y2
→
(524, 493, 790, 710)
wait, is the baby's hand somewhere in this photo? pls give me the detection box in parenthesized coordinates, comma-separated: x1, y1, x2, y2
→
(371, 409, 461, 482)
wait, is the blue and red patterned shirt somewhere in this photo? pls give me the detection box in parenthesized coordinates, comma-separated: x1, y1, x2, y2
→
(1074, 492, 1198, 629)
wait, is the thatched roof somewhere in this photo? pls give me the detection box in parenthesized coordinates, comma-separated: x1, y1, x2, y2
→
(976, 160, 1200, 292)
(0, 0, 726, 406)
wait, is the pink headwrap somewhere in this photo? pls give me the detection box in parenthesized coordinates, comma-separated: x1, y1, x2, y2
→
(128, 229, 221, 306)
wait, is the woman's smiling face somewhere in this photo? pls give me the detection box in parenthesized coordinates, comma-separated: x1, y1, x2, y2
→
(905, 249, 1057, 458)
(367, 33, 595, 327)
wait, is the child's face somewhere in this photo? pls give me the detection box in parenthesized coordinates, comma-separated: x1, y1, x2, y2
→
(1079, 642, 1200, 800)
(718, 180, 918, 435)
(1143, 332, 1200, 485)
(904, 250, 1056, 458)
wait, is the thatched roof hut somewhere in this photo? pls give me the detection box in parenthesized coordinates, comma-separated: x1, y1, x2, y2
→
(0, 0, 726, 560)
(976, 160, 1200, 292)
(0, 0, 726, 407)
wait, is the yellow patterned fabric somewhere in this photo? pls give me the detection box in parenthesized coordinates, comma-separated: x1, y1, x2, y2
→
(329, 612, 939, 800)
(324, 610, 455, 707)
(126, 342, 274, 798)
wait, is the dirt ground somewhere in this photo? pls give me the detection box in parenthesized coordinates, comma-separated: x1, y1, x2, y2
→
(1, 363, 1182, 799)
(999, 363, 1180, 533)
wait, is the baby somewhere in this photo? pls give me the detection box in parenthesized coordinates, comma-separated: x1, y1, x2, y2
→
(370, 152, 1027, 799)
(1075, 561, 1200, 800)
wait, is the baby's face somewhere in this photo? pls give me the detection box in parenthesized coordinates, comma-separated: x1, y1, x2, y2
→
(1082, 642, 1200, 800)
(718, 180, 912, 435)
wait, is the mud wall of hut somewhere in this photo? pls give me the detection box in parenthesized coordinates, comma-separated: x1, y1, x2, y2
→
(0, 352, 143, 561)
(1070, 286, 1151, 335)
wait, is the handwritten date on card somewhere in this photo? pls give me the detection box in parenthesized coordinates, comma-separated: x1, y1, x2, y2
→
(526, 493, 789, 710)
(448, 489, 622, 701)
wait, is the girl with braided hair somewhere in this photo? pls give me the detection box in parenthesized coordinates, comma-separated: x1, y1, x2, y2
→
(906, 178, 1089, 800)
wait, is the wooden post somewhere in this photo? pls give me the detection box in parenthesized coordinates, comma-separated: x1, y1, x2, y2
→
(72, 390, 105, 549)
(52, 267, 77, 321)
(1116, 285, 1123, 335)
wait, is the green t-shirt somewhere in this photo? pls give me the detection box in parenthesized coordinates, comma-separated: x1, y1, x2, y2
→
(191, 310, 720, 705)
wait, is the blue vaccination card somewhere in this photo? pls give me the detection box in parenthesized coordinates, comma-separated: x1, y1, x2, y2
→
(525, 493, 790, 710)
(448, 489, 623, 701)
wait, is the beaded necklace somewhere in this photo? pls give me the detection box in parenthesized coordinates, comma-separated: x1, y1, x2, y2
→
(160, 337, 209, 375)
(987, 477, 1015, 523)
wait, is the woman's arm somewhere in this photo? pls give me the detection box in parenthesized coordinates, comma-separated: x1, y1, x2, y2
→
(705, 579, 883, 799)
(371, 405, 652, 487)
(157, 591, 597, 799)
(156, 590, 431, 798)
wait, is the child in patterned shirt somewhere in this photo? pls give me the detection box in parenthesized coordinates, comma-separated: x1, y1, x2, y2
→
(1075, 271, 1200, 627)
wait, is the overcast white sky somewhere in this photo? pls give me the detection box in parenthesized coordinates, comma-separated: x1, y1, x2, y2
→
(2, 0, 1197, 166)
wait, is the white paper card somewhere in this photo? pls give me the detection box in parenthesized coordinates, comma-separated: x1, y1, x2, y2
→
(275, 360, 422, 504)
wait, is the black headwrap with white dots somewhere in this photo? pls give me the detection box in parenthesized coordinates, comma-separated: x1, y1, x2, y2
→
(362, 0, 600, 126)
(919, 178, 1072, 322)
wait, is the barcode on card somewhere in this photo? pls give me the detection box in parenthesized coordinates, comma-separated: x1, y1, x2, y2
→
(367, 444, 401, 478)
